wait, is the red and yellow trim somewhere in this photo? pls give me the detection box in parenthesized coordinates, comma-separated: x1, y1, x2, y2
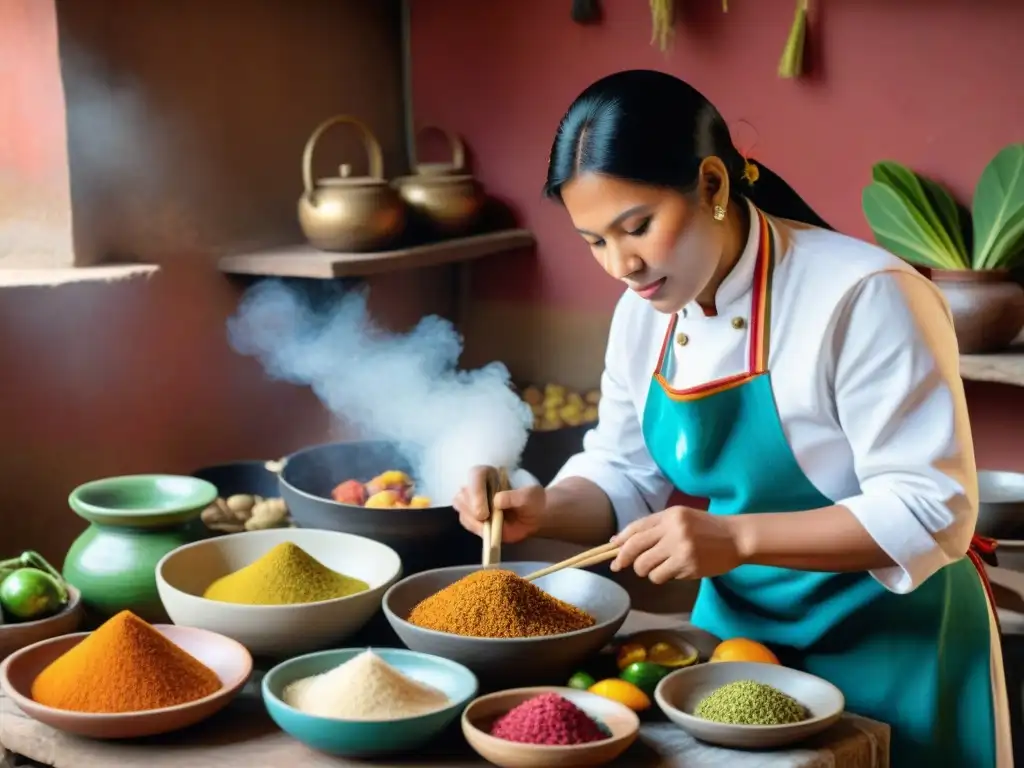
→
(967, 534, 1001, 634)
(653, 210, 776, 402)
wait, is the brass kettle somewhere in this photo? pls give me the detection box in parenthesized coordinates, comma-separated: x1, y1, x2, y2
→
(298, 115, 406, 253)
(392, 126, 486, 236)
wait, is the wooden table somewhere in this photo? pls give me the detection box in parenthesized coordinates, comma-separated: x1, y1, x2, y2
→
(0, 612, 889, 768)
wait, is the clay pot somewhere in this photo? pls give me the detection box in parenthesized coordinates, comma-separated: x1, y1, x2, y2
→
(929, 269, 1024, 354)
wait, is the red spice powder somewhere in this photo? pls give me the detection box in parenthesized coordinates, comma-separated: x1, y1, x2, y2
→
(489, 693, 607, 746)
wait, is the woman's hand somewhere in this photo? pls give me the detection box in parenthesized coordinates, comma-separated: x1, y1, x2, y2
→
(453, 465, 546, 544)
(609, 506, 744, 584)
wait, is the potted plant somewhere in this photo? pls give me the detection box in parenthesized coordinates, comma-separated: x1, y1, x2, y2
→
(862, 143, 1024, 354)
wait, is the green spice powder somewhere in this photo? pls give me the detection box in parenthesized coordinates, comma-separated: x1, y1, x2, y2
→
(695, 680, 807, 725)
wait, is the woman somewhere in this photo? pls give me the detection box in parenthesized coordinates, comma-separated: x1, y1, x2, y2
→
(454, 70, 1011, 765)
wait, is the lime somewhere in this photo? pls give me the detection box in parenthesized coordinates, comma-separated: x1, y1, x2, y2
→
(567, 671, 596, 690)
(619, 661, 670, 695)
(0, 568, 65, 621)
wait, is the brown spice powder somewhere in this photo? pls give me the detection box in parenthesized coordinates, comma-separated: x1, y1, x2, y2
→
(407, 569, 596, 638)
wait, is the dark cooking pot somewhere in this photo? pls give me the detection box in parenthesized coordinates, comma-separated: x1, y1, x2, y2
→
(277, 440, 480, 572)
(976, 470, 1024, 541)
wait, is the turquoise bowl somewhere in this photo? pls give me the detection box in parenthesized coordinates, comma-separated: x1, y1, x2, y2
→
(262, 647, 478, 757)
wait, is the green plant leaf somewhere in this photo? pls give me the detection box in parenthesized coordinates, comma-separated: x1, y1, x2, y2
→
(919, 176, 969, 264)
(973, 143, 1024, 270)
(872, 162, 968, 268)
(983, 207, 1024, 272)
(862, 182, 964, 270)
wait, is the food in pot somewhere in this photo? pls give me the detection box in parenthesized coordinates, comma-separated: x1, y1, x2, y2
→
(695, 680, 807, 725)
(521, 383, 600, 431)
(330, 470, 432, 508)
(200, 494, 291, 534)
(332, 479, 367, 506)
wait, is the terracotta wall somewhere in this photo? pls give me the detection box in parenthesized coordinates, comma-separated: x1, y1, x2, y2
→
(0, 0, 455, 560)
(409, 0, 1024, 468)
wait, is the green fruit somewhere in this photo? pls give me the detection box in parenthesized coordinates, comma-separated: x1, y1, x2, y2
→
(0, 568, 65, 621)
(619, 661, 670, 695)
(567, 671, 597, 690)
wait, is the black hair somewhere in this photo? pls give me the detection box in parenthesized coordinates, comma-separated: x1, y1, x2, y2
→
(544, 70, 831, 230)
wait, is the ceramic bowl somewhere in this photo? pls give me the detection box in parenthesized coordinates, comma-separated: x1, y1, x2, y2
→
(382, 562, 630, 684)
(654, 661, 845, 749)
(262, 647, 478, 757)
(68, 474, 218, 524)
(156, 528, 402, 658)
(976, 470, 1024, 540)
(462, 686, 639, 768)
(0, 587, 84, 662)
(0, 624, 252, 738)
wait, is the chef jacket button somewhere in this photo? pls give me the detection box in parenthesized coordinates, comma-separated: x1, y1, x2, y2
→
(681, 308, 688, 318)
(731, 317, 746, 329)
(676, 332, 689, 346)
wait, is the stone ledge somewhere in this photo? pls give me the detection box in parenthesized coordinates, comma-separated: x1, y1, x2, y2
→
(0, 265, 158, 288)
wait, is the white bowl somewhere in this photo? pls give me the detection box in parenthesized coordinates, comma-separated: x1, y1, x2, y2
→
(654, 661, 845, 749)
(156, 528, 402, 657)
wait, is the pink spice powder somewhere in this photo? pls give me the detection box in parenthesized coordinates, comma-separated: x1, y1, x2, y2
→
(489, 693, 607, 746)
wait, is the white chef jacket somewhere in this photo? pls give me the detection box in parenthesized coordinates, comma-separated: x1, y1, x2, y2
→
(552, 199, 978, 595)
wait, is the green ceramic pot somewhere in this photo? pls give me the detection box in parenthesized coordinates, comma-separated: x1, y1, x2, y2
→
(64, 475, 217, 623)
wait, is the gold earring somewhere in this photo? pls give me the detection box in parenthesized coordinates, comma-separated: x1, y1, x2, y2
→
(713, 204, 727, 222)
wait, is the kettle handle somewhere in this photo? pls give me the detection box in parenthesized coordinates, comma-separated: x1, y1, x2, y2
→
(302, 115, 385, 198)
(414, 125, 466, 174)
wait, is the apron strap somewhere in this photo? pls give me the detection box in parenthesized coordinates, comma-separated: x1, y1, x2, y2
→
(748, 211, 777, 376)
(967, 534, 1001, 635)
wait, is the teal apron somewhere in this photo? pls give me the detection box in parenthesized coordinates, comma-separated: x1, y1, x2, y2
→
(641, 210, 1002, 765)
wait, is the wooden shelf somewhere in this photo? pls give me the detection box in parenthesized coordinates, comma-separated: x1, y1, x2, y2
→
(216, 229, 534, 279)
(961, 331, 1024, 387)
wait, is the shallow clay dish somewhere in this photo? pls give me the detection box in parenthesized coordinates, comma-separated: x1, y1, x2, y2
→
(382, 561, 630, 684)
(655, 661, 844, 749)
(0, 587, 84, 661)
(156, 527, 402, 657)
(0, 624, 252, 739)
(616, 627, 703, 664)
(462, 686, 639, 768)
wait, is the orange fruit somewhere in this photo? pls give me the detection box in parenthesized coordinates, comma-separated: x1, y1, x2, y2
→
(709, 638, 780, 665)
(588, 678, 652, 711)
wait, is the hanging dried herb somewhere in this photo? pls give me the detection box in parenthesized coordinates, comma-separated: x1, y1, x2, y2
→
(778, 0, 809, 79)
(650, 0, 674, 52)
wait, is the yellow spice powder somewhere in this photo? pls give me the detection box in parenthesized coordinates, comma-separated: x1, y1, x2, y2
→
(203, 542, 369, 605)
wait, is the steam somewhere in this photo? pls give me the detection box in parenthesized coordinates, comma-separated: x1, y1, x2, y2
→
(227, 281, 533, 504)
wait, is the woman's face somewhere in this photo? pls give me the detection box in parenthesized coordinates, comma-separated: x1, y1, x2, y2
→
(560, 172, 725, 314)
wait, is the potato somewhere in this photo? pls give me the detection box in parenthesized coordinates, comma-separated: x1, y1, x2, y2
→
(226, 494, 256, 512)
